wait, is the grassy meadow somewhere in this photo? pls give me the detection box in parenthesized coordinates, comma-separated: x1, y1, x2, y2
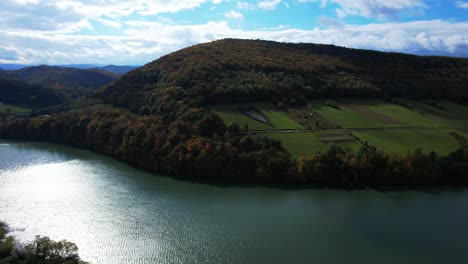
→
(0, 103, 32, 114)
(353, 129, 461, 156)
(265, 132, 361, 158)
(214, 102, 303, 130)
(214, 99, 468, 158)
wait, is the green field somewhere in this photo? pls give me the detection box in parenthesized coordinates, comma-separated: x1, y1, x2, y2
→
(308, 100, 385, 128)
(353, 129, 462, 155)
(214, 99, 468, 158)
(0, 103, 32, 114)
(368, 100, 450, 127)
(398, 100, 468, 127)
(214, 102, 303, 130)
(266, 132, 361, 158)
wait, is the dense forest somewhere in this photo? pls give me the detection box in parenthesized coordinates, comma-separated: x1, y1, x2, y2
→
(97, 39, 468, 112)
(1, 39, 468, 186)
(1, 107, 467, 186)
(0, 78, 64, 107)
(0, 221, 87, 263)
(0, 65, 118, 99)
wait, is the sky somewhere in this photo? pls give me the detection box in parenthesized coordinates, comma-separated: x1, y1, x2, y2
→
(0, 0, 467, 66)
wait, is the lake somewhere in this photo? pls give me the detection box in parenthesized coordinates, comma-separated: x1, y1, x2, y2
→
(1, 141, 468, 264)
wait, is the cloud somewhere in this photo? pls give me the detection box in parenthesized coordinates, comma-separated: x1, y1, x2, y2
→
(318, 16, 344, 28)
(300, 0, 425, 19)
(0, 0, 225, 33)
(224, 10, 244, 21)
(237, 2, 255, 10)
(1, 19, 467, 65)
(258, 0, 282, 10)
(457, 1, 468, 8)
(0, 1, 90, 32)
(97, 18, 122, 29)
(0, 47, 20, 63)
(9, 0, 40, 4)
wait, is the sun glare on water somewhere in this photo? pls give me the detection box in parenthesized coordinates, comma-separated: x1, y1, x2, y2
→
(1, 161, 88, 201)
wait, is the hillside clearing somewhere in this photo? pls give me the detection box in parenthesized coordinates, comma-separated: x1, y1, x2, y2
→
(353, 129, 461, 155)
(214, 102, 303, 130)
(265, 132, 361, 158)
(0, 103, 32, 113)
(215, 99, 468, 157)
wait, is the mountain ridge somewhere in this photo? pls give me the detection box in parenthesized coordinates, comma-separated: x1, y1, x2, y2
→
(0, 65, 119, 99)
(97, 38, 468, 113)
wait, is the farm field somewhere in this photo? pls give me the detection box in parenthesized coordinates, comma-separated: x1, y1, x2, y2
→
(398, 100, 468, 127)
(353, 129, 461, 155)
(265, 132, 361, 158)
(308, 100, 385, 128)
(214, 102, 303, 130)
(439, 101, 468, 118)
(214, 99, 468, 157)
(0, 103, 32, 113)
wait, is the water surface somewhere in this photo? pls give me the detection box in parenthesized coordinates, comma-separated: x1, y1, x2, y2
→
(1, 141, 468, 263)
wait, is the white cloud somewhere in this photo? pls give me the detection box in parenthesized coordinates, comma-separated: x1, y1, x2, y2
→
(258, 0, 282, 10)
(1, 19, 467, 65)
(0, 0, 465, 65)
(225, 10, 244, 21)
(8, 0, 41, 5)
(237, 2, 255, 10)
(0, 0, 225, 33)
(97, 18, 122, 29)
(457, 1, 468, 8)
(300, 0, 425, 19)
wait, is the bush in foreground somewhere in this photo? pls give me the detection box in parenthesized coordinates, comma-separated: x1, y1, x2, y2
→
(0, 221, 87, 264)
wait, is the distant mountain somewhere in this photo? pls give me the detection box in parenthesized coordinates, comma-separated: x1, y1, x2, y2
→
(0, 65, 118, 99)
(56, 64, 103, 69)
(0, 64, 27, 70)
(92, 65, 139, 75)
(0, 77, 64, 107)
(0, 64, 103, 70)
(0, 64, 141, 73)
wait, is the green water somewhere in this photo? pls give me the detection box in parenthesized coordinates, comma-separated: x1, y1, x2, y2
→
(1, 141, 468, 264)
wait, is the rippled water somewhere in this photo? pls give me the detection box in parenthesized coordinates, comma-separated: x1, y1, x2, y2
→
(1, 141, 468, 264)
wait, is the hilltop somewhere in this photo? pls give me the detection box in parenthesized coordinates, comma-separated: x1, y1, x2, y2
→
(1, 39, 468, 186)
(0, 77, 63, 108)
(98, 38, 468, 112)
(92, 65, 139, 75)
(0, 65, 118, 99)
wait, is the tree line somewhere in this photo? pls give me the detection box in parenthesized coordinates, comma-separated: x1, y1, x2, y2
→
(1, 107, 467, 187)
(1, 39, 468, 187)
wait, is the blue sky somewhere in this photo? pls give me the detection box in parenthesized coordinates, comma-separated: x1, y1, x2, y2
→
(0, 0, 467, 65)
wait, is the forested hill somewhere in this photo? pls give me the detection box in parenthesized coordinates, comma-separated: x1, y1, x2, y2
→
(92, 65, 139, 75)
(1, 39, 468, 187)
(0, 65, 118, 99)
(0, 78, 64, 107)
(97, 38, 468, 113)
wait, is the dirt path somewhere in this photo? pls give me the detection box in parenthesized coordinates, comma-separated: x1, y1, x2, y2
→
(244, 125, 467, 134)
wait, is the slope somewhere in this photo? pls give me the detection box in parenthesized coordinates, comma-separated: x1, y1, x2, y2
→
(97, 38, 468, 113)
(0, 65, 118, 99)
(0, 77, 64, 107)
